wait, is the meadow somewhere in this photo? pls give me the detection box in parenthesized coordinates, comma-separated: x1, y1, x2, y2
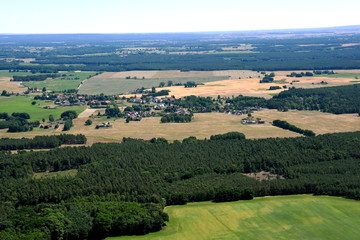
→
(0, 96, 86, 121)
(108, 195, 360, 240)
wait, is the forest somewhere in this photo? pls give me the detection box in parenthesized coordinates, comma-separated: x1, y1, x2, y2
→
(1, 131, 360, 239)
(1, 30, 360, 72)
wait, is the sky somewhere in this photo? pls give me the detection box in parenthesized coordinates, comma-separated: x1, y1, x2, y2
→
(0, 0, 359, 34)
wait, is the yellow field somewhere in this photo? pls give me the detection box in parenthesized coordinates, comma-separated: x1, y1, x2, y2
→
(1, 109, 359, 144)
(119, 69, 358, 99)
(0, 77, 27, 93)
(253, 109, 360, 135)
(0, 112, 300, 144)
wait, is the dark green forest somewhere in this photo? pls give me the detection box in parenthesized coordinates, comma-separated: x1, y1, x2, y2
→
(1, 132, 360, 239)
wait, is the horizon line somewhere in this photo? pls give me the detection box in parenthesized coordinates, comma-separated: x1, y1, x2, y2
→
(1, 24, 360, 35)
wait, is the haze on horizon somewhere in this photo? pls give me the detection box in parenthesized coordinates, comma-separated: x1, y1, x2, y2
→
(1, 0, 359, 34)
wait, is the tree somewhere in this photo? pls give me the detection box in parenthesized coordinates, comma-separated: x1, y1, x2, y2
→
(63, 120, 73, 131)
(61, 111, 78, 120)
(42, 87, 47, 92)
(159, 82, 165, 88)
(167, 80, 173, 87)
(49, 115, 54, 122)
(85, 119, 92, 126)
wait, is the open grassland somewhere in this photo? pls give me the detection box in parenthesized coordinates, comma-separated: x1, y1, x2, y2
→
(0, 96, 86, 121)
(21, 71, 98, 92)
(108, 195, 360, 240)
(253, 109, 360, 135)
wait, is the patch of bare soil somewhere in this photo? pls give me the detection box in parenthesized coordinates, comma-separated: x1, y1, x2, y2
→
(243, 171, 285, 181)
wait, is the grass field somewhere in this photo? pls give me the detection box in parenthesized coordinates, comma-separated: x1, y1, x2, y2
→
(21, 71, 98, 92)
(316, 73, 360, 79)
(0, 96, 86, 121)
(107, 195, 360, 240)
(78, 76, 229, 95)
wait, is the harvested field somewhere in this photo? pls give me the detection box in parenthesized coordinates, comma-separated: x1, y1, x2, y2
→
(69, 112, 300, 143)
(253, 109, 360, 135)
(77, 108, 100, 118)
(108, 195, 360, 240)
(162, 78, 285, 98)
(78, 70, 262, 95)
(0, 77, 27, 93)
(0, 112, 299, 143)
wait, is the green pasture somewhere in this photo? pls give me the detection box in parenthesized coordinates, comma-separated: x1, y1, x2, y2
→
(0, 96, 86, 121)
(21, 71, 98, 92)
(319, 73, 360, 79)
(108, 195, 360, 240)
(78, 76, 229, 95)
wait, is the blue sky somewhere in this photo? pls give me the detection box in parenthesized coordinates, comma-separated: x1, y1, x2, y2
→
(1, 0, 359, 33)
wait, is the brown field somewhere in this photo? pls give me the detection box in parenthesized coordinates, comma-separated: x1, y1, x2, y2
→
(252, 109, 360, 135)
(0, 77, 27, 93)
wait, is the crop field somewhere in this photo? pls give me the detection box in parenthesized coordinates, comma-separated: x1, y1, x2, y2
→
(67, 112, 300, 144)
(0, 77, 27, 93)
(78, 70, 262, 95)
(0, 96, 86, 121)
(253, 109, 360, 135)
(21, 71, 98, 92)
(108, 195, 360, 240)
(160, 72, 358, 98)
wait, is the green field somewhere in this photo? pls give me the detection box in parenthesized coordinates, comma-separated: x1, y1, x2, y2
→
(108, 195, 360, 240)
(21, 71, 98, 92)
(319, 73, 360, 79)
(78, 76, 229, 95)
(0, 96, 86, 121)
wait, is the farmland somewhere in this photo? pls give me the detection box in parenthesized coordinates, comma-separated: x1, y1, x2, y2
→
(21, 71, 98, 92)
(78, 70, 261, 95)
(252, 109, 360, 135)
(108, 195, 360, 240)
(0, 96, 85, 121)
(1, 109, 360, 143)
